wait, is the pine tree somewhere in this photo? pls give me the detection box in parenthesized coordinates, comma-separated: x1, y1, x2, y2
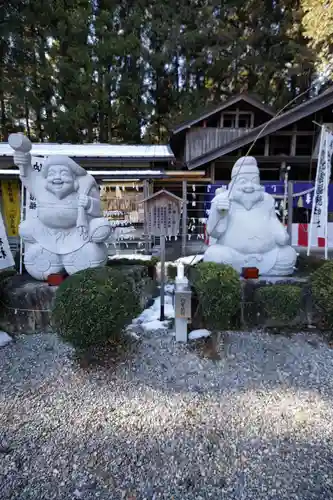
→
(48, 0, 94, 143)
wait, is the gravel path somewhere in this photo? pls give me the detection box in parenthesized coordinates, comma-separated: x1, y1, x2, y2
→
(1, 329, 333, 500)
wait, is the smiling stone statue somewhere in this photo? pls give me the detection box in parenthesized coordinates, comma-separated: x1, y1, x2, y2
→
(9, 133, 111, 280)
(203, 156, 296, 275)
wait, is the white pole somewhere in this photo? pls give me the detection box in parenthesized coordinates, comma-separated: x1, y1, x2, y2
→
(19, 182, 25, 274)
(324, 131, 329, 260)
(307, 126, 325, 256)
(282, 168, 289, 226)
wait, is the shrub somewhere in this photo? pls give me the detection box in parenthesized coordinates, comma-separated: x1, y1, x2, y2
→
(167, 264, 177, 281)
(311, 260, 333, 327)
(192, 262, 241, 331)
(52, 266, 141, 351)
(296, 254, 325, 274)
(107, 257, 158, 280)
(255, 285, 302, 324)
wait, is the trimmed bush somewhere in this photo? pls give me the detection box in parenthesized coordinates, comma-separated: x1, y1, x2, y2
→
(107, 257, 158, 280)
(311, 260, 333, 328)
(296, 254, 325, 274)
(52, 266, 141, 351)
(167, 264, 177, 281)
(255, 285, 302, 324)
(192, 262, 241, 331)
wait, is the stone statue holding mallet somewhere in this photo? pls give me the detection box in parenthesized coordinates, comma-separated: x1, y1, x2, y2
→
(10, 133, 111, 280)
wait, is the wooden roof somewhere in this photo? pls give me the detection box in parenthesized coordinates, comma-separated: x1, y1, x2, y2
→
(171, 93, 275, 135)
(187, 86, 333, 170)
(142, 189, 183, 203)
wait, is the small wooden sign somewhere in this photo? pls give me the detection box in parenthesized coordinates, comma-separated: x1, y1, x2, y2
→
(175, 290, 192, 319)
(142, 189, 182, 238)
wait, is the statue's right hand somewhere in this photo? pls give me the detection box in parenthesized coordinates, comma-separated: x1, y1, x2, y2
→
(13, 151, 31, 167)
(216, 197, 230, 212)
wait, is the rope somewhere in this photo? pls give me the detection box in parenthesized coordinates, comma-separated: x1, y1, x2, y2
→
(187, 69, 333, 266)
(0, 297, 51, 313)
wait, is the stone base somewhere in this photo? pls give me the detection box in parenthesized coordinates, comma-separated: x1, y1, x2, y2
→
(240, 276, 313, 329)
(0, 267, 157, 335)
(0, 274, 58, 334)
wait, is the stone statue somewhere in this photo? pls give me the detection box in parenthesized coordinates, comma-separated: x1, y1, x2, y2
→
(9, 133, 111, 280)
(203, 156, 297, 275)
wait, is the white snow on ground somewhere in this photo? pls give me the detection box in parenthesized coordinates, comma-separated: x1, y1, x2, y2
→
(188, 328, 211, 340)
(132, 285, 175, 333)
(141, 319, 169, 332)
(175, 254, 203, 266)
(0, 331, 13, 348)
(108, 253, 153, 261)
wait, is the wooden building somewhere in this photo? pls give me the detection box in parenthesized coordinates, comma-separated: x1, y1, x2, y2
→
(169, 89, 333, 181)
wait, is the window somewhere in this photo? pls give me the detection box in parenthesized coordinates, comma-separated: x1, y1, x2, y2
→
(238, 114, 252, 128)
(296, 136, 314, 156)
(269, 135, 291, 156)
(220, 111, 253, 129)
(221, 113, 236, 128)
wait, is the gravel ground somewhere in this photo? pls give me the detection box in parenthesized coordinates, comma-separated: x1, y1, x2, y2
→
(1, 329, 333, 500)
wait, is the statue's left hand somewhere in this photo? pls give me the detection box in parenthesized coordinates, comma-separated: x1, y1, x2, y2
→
(275, 227, 289, 246)
(78, 195, 90, 209)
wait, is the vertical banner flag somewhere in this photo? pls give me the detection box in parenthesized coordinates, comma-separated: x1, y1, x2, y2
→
(26, 156, 44, 220)
(309, 128, 333, 250)
(0, 209, 15, 269)
(1, 180, 20, 236)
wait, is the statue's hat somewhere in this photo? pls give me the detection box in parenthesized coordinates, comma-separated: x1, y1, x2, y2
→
(231, 156, 259, 179)
(42, 155, 86, 178)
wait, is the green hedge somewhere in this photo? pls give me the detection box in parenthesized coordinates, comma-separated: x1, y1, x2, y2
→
(192, 262, 241, 331)
(255, 285, 302, 323)
(107, 257, 158, 279)
(311, 260, 333, 328)
(52, 266, 141, 351)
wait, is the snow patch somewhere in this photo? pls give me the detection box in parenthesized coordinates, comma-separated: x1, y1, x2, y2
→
(109, 253, 153, 261)
(0, 331, 13, 348)
(188, 329, 211, 340)
(141, 320, 169, 333)
(131, 285, 175, 334)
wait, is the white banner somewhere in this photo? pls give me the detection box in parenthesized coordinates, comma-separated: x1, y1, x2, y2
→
(309, 129, 333, 247)
(25, 156, 45, 220)
(0, 209, 15, 270)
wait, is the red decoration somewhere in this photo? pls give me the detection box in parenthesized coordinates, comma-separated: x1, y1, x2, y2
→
(47, 273, 67, 286)
(242, 267, 259, 279)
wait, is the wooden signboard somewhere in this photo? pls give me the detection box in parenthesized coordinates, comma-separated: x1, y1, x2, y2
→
(142, 189, 183, 238)
(175, 289, 192, 319)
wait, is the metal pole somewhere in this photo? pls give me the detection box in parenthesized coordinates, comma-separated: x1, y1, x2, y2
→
(287, 180, 293, 241)
(181, 179, 187, 256)
(160, 233, 165, 321)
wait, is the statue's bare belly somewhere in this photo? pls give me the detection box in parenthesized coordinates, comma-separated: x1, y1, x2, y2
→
(219, 208, 276, 254)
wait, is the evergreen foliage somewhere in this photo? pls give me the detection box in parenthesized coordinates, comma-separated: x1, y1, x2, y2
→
(0, 1, 327, 143)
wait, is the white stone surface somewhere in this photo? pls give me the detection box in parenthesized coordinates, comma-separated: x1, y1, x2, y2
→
(188, 329, 211, 340)
(0, 331, 13, 347)
(203, 156, 297, 276)
(175, 255, 204, 266)
(10, 134, 111, 280)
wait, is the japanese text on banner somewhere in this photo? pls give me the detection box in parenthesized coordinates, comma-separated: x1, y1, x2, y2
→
(312, 130, 333, 238)
(0, 209, 15, 269)
(1, 180, 20, 236)
(26, 156, 44, 219)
